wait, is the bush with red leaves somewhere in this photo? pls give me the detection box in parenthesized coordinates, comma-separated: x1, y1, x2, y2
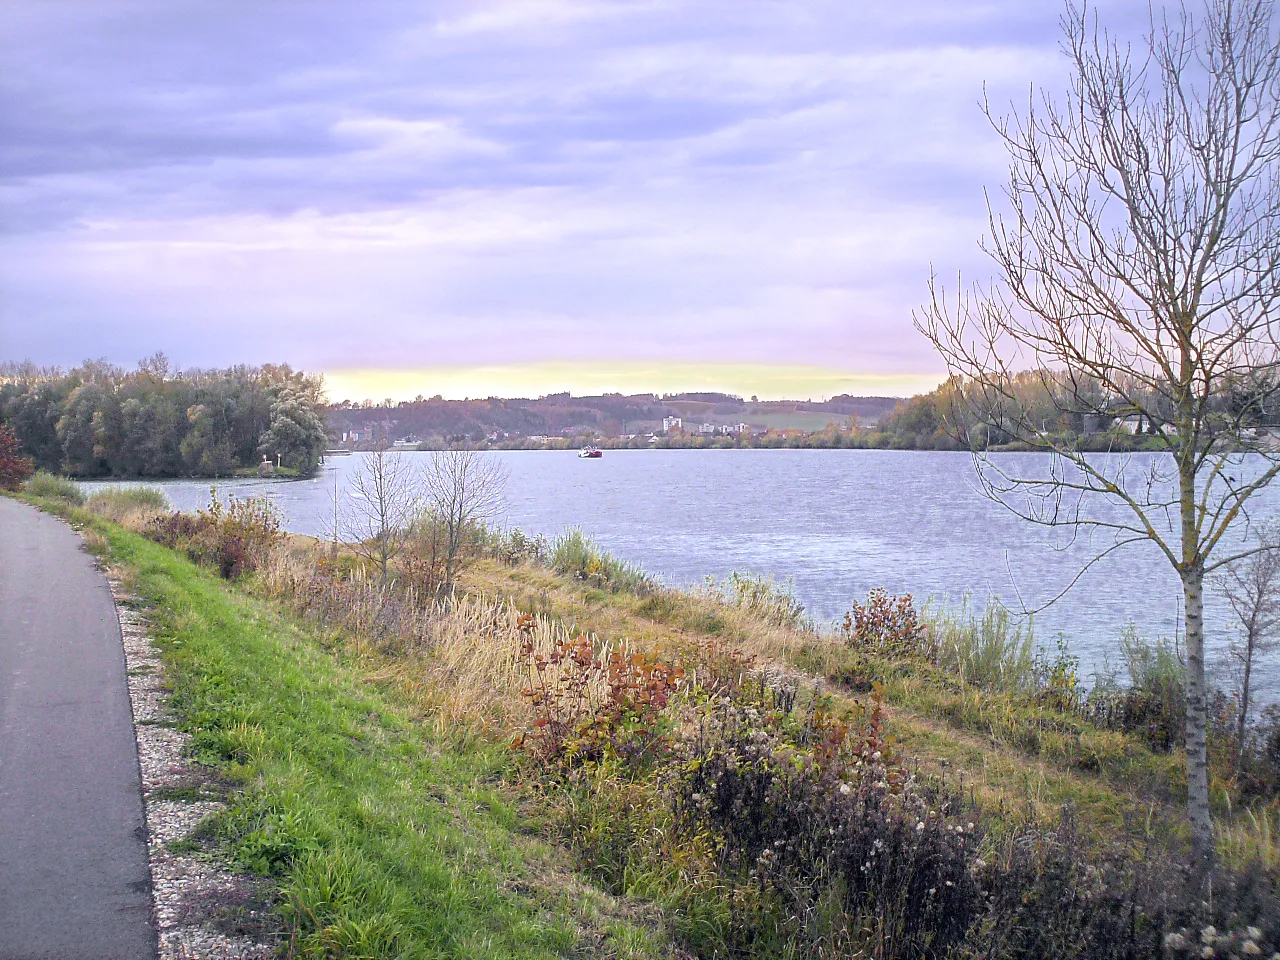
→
(0, 423, 34, 492)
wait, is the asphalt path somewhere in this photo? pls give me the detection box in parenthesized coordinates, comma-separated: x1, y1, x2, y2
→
(0, 498, 155, 960)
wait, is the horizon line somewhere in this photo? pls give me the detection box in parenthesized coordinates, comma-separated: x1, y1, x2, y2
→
(322, 362, 946, 405)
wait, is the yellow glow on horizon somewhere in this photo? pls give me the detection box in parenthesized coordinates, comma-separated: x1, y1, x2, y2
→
(322, 362, 944, 404)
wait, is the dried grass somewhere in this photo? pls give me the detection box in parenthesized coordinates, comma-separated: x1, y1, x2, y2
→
(256, 546, 619, 736)
(1217, 802, 1280, 873)
(85, 486, 170, 531)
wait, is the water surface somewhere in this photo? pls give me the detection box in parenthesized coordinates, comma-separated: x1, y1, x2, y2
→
(84, 449, 1280, 701)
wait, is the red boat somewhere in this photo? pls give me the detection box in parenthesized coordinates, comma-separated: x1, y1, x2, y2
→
(578, 445, 603, 458)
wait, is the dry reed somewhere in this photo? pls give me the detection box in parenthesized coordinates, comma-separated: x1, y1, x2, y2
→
(257, 546, 620, 735)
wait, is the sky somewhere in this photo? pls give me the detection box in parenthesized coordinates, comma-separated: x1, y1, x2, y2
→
(0, 1, 1153, 402)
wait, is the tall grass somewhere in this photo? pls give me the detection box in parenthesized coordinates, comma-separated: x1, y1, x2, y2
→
(24, 470, 84, 505)
(551, 528, 653, 595)
(707, 571, 811, 631)
(98, 524, 666, 959)
(85, 486, 169, 528)
(924, 595, 1036, 692)
(1217, 802, 1280, 874)
(257, 546, 615, 735)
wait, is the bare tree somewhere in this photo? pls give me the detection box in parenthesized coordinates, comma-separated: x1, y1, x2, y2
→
(422, 448, 508, 594)
(336, 443, 422, 585)
(1215, 522, 1280, 761)
(916, 0, 1280, 864)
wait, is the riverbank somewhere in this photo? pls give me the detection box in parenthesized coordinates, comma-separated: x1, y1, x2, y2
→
(69, 448, 1280, 700)
(345, 432, 1167, 454)
(11, 485, 1279, 958)
(16, 492, 672, 958)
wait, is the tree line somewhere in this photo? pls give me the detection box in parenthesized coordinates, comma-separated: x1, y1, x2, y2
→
(866, 370, 1280, 452)
(0, 356, 329, 478)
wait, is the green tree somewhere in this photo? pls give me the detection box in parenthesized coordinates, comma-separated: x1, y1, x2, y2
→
(56, 383, 110, 476)
(258, 389, 327, 474)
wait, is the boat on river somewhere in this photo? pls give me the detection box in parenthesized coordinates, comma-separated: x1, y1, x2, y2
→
(578, 445, 603, 459)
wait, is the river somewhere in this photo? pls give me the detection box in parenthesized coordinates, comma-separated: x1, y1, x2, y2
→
(81, 448, 1280, 702)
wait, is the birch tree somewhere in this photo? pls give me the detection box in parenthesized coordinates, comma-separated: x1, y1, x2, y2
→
(916, 0, 1280, 865)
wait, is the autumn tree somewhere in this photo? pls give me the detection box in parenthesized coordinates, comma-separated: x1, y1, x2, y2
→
(916, 0, 1280, 865)
(0, 423, 34, 490)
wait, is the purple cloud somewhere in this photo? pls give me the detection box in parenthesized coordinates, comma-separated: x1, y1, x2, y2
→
(0, 0, 1156, 391)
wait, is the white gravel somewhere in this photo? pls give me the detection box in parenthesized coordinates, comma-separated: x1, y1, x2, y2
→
(110, 576, 277, 960)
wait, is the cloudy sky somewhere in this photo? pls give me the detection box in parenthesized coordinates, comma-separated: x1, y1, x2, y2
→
(0, 1, 1152, 401)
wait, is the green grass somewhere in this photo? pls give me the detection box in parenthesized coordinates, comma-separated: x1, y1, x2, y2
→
(24, 470, 85, 505)
(93, 520, 670, 959)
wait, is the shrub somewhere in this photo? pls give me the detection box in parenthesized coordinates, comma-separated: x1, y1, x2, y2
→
(663, 687, 992, 957)
(23, 470, 85, 505)
(1033, 635, 1083, 712)
(842, 588, 932, 658)
(0, 423, 34, 491)
(148, 490, 282, 579)
(485, 527, 549, 566)
(1233, 705, 1280, 802)
(515, 615, 685, 770)
(1085, 627, 1185, 752)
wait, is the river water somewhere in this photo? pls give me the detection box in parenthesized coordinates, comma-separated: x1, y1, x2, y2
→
(81, 449, 1280, 701)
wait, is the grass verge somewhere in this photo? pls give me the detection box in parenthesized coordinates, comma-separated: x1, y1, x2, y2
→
(87, 515, 672, 959)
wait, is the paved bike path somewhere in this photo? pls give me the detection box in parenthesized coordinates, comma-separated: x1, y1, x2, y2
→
(0, 497, 155, 960)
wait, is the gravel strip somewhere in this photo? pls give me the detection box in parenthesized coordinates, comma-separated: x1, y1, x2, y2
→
(110, 575, 278, 960)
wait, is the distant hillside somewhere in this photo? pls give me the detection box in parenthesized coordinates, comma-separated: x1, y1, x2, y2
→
(323, 392, 902, 444)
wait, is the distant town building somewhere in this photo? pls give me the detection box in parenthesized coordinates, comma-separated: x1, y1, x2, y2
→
(663, 416, 682, 432)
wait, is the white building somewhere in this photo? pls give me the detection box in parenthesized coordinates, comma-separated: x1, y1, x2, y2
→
(663, 416, 682, 432)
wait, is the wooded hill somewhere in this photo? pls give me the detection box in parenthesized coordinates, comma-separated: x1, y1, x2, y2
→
(325, 392, 901, 443)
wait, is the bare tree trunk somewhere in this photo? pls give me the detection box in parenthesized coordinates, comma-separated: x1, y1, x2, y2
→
(1182, 564, 1213, 869)
(1177, 327, 1212, 869)
(1237, 633, 1253, 764)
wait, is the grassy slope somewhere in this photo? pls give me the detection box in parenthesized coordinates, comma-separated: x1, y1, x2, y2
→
(86, 515, 670, 959)
(459, 558, 1188, 852)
